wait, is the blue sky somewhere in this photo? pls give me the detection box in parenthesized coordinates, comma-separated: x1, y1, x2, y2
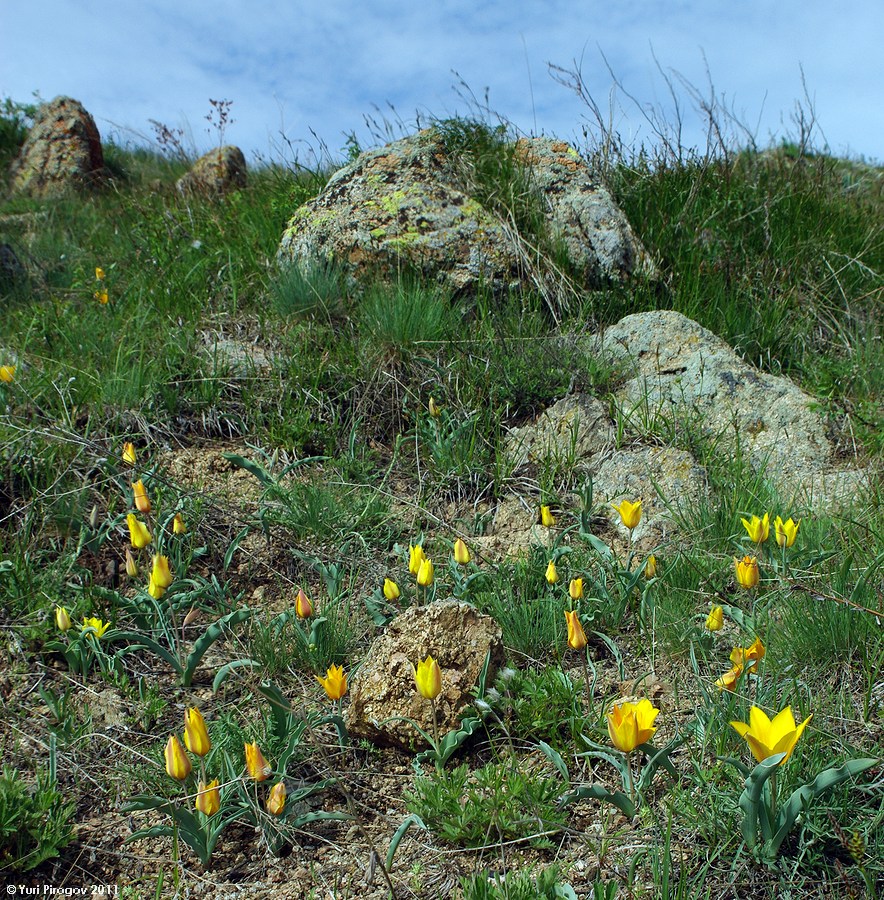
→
(2, 1, 881, 166)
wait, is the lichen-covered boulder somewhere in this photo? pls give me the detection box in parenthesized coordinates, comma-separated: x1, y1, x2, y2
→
(10, 97, 106, 198)
(602, 310, 871, 505)
(346, 600, 504, 750)
(278, 127, 654, 294)
(513, 137, 657, 281)
(176, 145, 247, 195)
(279, 130, 521, 294)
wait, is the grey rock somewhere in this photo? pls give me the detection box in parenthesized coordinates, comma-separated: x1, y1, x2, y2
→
(346, 600, 504, 750)
(10, 96, 106, 198)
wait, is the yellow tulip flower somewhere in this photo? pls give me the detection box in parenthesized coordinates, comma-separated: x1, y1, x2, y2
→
(741, 513, 770, 544)
(95, 266, 106, 281)
(414, 655, 442, 700)
(164, 735, 191, 781)
(150, 554, 173, 590)
(569, 577, 584, 601)
(132, 480, 151, 514)
(774, 516, 800, 548)
(730, 636, 766, 674)
(730, 705, 813, 765)
(122, 442, 137, 466)
(564, 609, 587, 650)
(612, 498, 642, 530)
(607, 698, 659, 753)
(734, 555, 760, 589)
(82, 616, 110, 639)
(55, 606, 72, 632)
(94, 288, 109, 305)
(408, 544, 425, 575)
(147, 575, 165, 600)
(383, 578, 400, 601)
(416, 558, 435, 587)
(453, 538, 471, 565)
(715, 666, 743, 692)
(545, 560, 558, 585)
(184, 707, 211, 757)
(540, 505, 556, 528)
(0, 365, 15, 384)
(266, 781, 287, 815)
(195, 779, 220, 816)
(316, 664, 347, 701)
(244, 742, 272, 782)
(705, 605, 724, 631)
(172, 512, 186, 534)
(644, 555, 657, 579)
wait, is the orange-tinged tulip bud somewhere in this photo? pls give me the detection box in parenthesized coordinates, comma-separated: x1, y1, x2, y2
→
(151, 554, 173, 590)
(741, 513, 770, 544)
(453, 538, 471, 565)
(715, 666, 742, 692)
(408, 544, 425, 575)
(612, 498, 642, 530)
(184, 707, 211, 757)
(416, 558, 434, 586)
(540, 505, 555, 527)
(414, 655, 442, 700)
(730, 706, 813, 765)
(564, 609, 587, 650)
(132, 480, 151, 514)
(705, 605, 724, 631)
(774, 515, 799, 548)
(545, 560, 558, 585)
(267, 781, 286, 815)
(569, 577, 584, 600)
(383, 578, 400, 601)
(644, 555, 657, 579)
(244, 742, 271, 781)
(0, 365, 15, 384)
(164, 735, 191, 781)
(172, 512, 186, 534)
(82, 616, 110, 639)
(125, 548, 139, 578)
(122, 442, 137, 466)
(95, 266, 106, 281)
(316, 664, 347, 700)
(734, 555, 760, 589)
(607, 698, 659, 753)
(183, 606, 200, 627)
(295, 588, 313, 619)
(195, 779, 220, 816)
(55, 606, 72, 632)
(147, 575, 165, 600)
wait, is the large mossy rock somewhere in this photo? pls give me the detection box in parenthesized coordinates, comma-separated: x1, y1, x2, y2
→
(10, 96, 106, 198)
(176, 145, 247, 196)
(278, 127, 654, 295)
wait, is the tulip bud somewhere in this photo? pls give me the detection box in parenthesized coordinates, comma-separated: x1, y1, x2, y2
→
(172, 512, 186, 535)
(705, 605, 724, 631)
(564, 609, 587, 650)
(244, 742, 272, 781)
(122, 442, 137, 466)
(151, 554, 173, 590)
(55, 606, 72, 632)
(295, 588, 313, 619)
(540, 505, 555, 527)
(383, 578, 400, 601)
(428, 397, 441, 418)
(569, 577, 584, 600)
(195, 779, 220, 816)
(95, 267, 106, 281)
(545, 560, 558, 585)
(125, 548, 139, 578)
(132, 480, 151, 514)
(408, 544, 425, 575)
(267, 781, 286, 815)
(0, 365, 16, 383)
(147, 576, 165, 600)
(164, 735, 192, 781)
(734, 555, 760, 590)
(453, 539, 471, 565)
(414, 655, 442, 700)
(416, 558, 434, 586)
(184, 708, 211, 757)
(126, 514, 152, 549)
(183, 606, 200, 627)
(88, 505, 100, 529)
(644, 555, 657, 579)
(774, 515, 799, 548)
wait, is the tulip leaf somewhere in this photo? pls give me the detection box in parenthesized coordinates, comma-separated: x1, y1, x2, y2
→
(738, 753, 786, 848)
(387, 813, 428, 870)
(590, 632, 625, 680)
(766, 757, 879, 858)
(558, 784, 635, 819)
(259, 680, 296, 743)
(182, 608, 252, 687)
(112, 631, 183, 675)
(222, 453, 274, 486)
(538, 740, 570, 787)
(223, 525, 252, 571)
(212, 658, 261, 692)
(635, 735, 686, 797)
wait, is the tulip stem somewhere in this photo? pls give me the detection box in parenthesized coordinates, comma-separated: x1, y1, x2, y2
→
(430, 698, 440, 768)
(580, 652, 593, 718)
(625, 750, 635, 811)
